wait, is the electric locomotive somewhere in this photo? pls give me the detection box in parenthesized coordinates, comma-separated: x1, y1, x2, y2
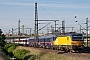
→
(66, 33, 84, 51)
(52, 33, 84, 52)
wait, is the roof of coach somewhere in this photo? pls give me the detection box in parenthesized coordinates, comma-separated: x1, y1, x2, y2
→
(14, 38, 30, 41)
(66, 33, 83, 36)
(28, 35, 56, 39)
(29, 36, 34, 39)
(39, 35, 56, 39)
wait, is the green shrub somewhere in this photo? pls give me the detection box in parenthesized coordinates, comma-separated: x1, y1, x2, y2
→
(4, 44, 13, 51)
(7, 45, 16, 53)
(3, 44, 18, 58)
(4, 44, 18, 52)
(13, 49, 29, 59)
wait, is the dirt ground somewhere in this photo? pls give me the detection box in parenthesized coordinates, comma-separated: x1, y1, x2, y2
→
(0, 52, 8, 60)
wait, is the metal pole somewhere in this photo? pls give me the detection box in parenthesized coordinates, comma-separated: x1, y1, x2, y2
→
(71, 27, 74, 32)
(86, 18, 88, 47)
(62, 21, 65, 35)
(8, 30, 11, 43)
(75, 21, 82, 33)
(75, 16, 81, 33)
(58, 27, 61, 34)
(9, 30, 10, 37)
(35, 2, 38, 47)
(55, 21, 56, 32)
(12, 28, 13, 36)
(77, 23, 82, 33)
(30, 28, 31, 36)
(51, 25, 53, 34)
(22, 25, 24, 36)
(18, 19, 20, 43)
(47, 27, 49, 33)
(25, 30, 27, 46)
(12, 28, 14, 43)
(80, 24, 81, 33)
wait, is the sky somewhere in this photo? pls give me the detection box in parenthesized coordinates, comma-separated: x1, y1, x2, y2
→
(0, 0, 90, 34)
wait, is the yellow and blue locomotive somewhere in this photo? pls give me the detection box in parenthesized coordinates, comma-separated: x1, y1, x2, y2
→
(52, 33, 84, 52)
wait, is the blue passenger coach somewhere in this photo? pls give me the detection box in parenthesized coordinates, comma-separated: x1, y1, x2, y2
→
(28, 35, 56, 47)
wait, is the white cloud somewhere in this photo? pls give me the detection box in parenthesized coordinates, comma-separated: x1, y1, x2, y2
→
(42, 0, 69, 4)
(0, 1, 90, 9)
(0, 2, 34, 6)
(38, 3, 90, 9)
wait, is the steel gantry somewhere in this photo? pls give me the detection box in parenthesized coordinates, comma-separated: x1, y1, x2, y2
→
(34, 3, 59, 47)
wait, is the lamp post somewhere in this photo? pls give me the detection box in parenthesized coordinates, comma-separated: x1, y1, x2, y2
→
(75, 21, 82, 33)
(75, 16, 82, 33)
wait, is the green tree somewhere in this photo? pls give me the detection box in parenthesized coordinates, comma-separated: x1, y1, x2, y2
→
(0, 29, 6, 47)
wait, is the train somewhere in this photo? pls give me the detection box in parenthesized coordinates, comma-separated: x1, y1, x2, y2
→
(7, 32, 84, 52)
(52, 33, 84, 52)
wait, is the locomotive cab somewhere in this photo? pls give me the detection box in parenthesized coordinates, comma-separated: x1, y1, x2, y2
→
(70, 34, 84, 51)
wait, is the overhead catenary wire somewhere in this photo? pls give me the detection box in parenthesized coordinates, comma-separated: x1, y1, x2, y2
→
(38, 22, 51, 31)
(38, 4, 57, 20)
(35, 3, 59, 32)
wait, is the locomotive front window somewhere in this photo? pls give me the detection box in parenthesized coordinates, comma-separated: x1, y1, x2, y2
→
(72, 36, 83, 40)
(78, 37, 83, 39)
(72, 37, 77, 40)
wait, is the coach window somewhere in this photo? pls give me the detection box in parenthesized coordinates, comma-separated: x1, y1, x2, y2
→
(30, 39, 34, 42)
(45, 38, 50, 42)
(39, 38, 44, 42)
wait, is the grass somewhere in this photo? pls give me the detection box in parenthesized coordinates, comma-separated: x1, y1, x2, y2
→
(15, 46, 90, 60)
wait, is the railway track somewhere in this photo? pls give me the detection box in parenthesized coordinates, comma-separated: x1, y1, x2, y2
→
(30, 46, 90, 60)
